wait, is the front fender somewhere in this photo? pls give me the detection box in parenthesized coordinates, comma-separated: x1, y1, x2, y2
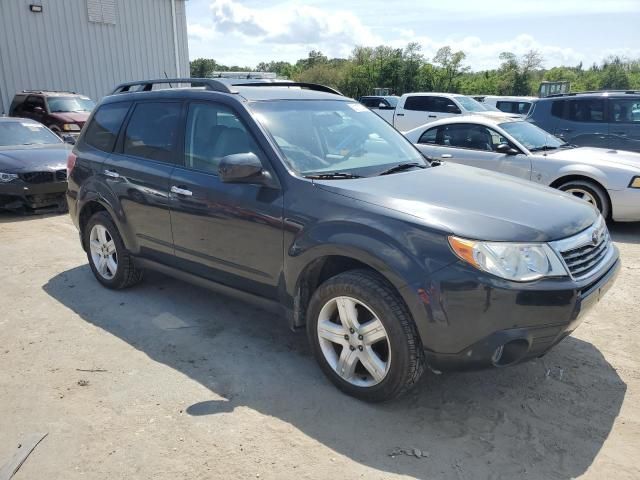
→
(544, 163, 623, 190)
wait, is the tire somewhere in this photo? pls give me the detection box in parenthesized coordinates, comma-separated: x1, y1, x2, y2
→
(307, 269, 425, 402)
(84, 211, 143, 289)
(557, 179, 610, 219)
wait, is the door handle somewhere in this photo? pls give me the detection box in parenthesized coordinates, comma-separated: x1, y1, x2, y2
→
(104, 169, 120, 178)
(428, 115, 437, 118)
(171, 185, 193, 196)
(441, 154, 452, 158)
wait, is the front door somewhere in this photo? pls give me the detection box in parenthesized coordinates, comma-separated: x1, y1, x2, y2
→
(608, 97, 640, 152)
(169, 101, 284, 299)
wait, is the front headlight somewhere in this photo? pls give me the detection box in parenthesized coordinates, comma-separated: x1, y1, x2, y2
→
(0, 172, 18, 183)
(448, 236, 567, 282)
(62, 123, 81, 132)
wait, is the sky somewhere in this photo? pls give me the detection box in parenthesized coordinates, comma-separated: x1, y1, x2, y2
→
(186, 0, 640, 71)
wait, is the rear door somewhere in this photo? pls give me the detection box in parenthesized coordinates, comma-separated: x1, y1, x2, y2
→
(101, 100, 181, 262)
(416, 123, 531, 179)
(608, 96, 640, 152)
(168, 100, 284, 298)
(394, 96, 436, 131)
(553, 98, 608, 148)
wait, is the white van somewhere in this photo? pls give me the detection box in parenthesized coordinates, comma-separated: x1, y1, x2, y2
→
(481, 96, 536, 116)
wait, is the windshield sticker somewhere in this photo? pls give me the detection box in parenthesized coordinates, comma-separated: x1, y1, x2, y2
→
(347, 103, 368, 112)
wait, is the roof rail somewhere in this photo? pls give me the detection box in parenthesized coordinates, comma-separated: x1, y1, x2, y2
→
(231, 82, 343, 96)
(110, 78, 234, 95)
(211, 71, 277, 79)
(545, 90, 640, 98)
(20, 89, 77, 94)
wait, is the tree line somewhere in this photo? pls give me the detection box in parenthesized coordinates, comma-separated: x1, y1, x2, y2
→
(190, 43, 640, 99)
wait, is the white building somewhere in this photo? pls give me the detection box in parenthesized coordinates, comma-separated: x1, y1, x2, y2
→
(0, 0, 189, 113)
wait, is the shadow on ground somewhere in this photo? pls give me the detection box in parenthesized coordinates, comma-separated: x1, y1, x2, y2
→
(610, 221, 640, 245)
(0, 210, 64, 224)
(44, 266, 626, 479)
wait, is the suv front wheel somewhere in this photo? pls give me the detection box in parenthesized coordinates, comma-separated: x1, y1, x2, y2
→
(84, 211, 143, 289)
(307, 270, 425, 402)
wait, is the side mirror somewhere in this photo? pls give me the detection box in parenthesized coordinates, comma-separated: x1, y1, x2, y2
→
(218, 152, 272, 185)
(446, 104, 461, 114)
(496, 143, 519, 155)
(62, 134, 76, 145)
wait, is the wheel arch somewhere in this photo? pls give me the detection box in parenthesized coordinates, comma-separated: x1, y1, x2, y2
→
(77, 197, 136, 252)
(549, 173, 612, 217)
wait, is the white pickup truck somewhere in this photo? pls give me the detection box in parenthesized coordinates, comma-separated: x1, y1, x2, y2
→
(360, 92, 518, 132)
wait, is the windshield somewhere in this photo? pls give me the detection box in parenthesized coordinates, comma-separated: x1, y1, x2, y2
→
(500, 121, 566, 151)
(47, 96, 95, 113)
(385, 96, 399, 107)
(454, 96, 487, 113)
(250, 100, 427, 177)
(0, 121, 62, 146)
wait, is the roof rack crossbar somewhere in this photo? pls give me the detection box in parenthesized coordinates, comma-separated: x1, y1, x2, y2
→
(111, 78, 234, 95)
(231, 82, 343, 96)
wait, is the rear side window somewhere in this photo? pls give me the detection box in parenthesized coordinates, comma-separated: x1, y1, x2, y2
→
(404, 96, 433, 111)
(123, 102, 181, 162)
(551, 100, 565, 118)
(83, 102, 130, 152)
(566, 99, 605, 122)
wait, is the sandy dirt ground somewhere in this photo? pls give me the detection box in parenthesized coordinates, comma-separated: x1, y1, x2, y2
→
(0, 212, 639, 480)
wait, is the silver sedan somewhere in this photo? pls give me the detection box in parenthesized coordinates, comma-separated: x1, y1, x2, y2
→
(404, 116, 640, 221)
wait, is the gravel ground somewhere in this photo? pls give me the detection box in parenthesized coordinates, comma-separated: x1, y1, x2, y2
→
(0, 212, 639, 480)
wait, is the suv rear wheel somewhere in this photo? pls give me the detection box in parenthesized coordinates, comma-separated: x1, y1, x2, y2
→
(557, 179, 610, 218)
(84, 211, 143, 289)
(307, 269, 425, 402)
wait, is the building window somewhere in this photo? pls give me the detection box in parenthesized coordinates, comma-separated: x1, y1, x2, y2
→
(87, 0, 116, 25)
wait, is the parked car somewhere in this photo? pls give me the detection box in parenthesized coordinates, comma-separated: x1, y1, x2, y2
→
(481, 95, 536, 115)
(358, 95, 399, 123)
(526, 91, 640, 152)
(67, 78, 619, 402)
(9, 90, 95, 139)
(388, 92, 519, 131)
(0, 117, 71, 211)
(405, 116, 640, 221)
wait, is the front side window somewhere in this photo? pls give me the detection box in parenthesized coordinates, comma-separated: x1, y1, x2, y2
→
(250, 100, 427, 176)
(432, 97, 461, 114)
(83, 102, 130, 152)
(184, 102, 261, 174)
(0, 120, 62, 146)
(24, 96, 45, 112)
(453, 96, 485, 113)
(123, 102, 181, 162)
(436, 124, 506, 151)
(418, 128, 438, 144)
(610, 99, 640, 123)
(566, 99, 605, 122)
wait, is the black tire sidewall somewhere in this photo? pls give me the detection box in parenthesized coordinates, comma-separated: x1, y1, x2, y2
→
(84, 212, 129, 289)
(558, 181, 610, 218)
(307, 271, 417, 402)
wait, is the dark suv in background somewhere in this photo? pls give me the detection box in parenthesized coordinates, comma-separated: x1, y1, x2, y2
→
(10, 90, 95, 139)
(527, 91, 640, 152)
(67, 78, 619, 402)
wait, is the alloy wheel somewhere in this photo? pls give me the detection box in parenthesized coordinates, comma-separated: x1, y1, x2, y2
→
(565, 187, 598, 209)
(316, 296, 391, 387)
(89, 224, 118, 280)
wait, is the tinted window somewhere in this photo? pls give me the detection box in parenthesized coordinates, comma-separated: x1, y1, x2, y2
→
(360, 97, 381, 108)
(418, 128, 437, 144)
(610, 98, 640, 123)
(551, 100, 565, 118)
(566, 99, 605, 122)
(123, 102, 181, 162)
(83, 102, 130, 152)
(24, 95, 45, 111)
(435, 124, 508, 151)
(404, 96, 433, 111)
(432, 97, 461, 114)
(184, 102, 260, 174)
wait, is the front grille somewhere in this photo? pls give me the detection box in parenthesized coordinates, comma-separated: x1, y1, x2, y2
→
(551, 217, 612, 279)
(20, 171, 55, 184)
(55, 169, 67, 181)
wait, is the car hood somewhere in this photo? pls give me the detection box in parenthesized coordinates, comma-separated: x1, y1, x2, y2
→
(0, 144, 71, 172)
(545, 146, 640, 170)
(50, 111, 90, 124)
(315, 163, 597, 242)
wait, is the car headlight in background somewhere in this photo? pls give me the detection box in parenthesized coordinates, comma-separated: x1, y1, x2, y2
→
(629, 176, 640, 188)
(0, 172, 18, 183)
(448, 236, 567, 282)
(62, 123, 81, 132)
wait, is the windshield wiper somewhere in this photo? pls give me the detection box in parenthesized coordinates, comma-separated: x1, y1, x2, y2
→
(377, 162, 427, 176)
(304, 172, 362, 180)
(529, 145, 559, 152)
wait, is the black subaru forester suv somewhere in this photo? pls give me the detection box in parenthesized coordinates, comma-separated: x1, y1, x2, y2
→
(66, 79, 620, 402)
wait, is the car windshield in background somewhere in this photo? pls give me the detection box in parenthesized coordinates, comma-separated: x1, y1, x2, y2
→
(455, 96, 487, 112)
(48, 96, 95, 113)
(250, 100, 427, 177)
(500, 120, 566, 151)
(0, 121, 62, 146)
(385, 97, 399, 107)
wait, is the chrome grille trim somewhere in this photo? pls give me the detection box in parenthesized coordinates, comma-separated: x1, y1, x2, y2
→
(550, 216, 613, 281)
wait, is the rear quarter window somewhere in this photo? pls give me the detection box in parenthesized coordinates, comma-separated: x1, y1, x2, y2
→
(83, 102, 131, 152)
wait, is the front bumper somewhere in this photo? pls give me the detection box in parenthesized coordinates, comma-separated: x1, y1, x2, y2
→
(402, 248, 620, 372)
(609, 187, 640, 222)
(0, 179, 68, 209)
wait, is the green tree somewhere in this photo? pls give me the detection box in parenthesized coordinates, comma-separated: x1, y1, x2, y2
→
(190, 58, 218, 78)
(432, 46, 469, 92)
